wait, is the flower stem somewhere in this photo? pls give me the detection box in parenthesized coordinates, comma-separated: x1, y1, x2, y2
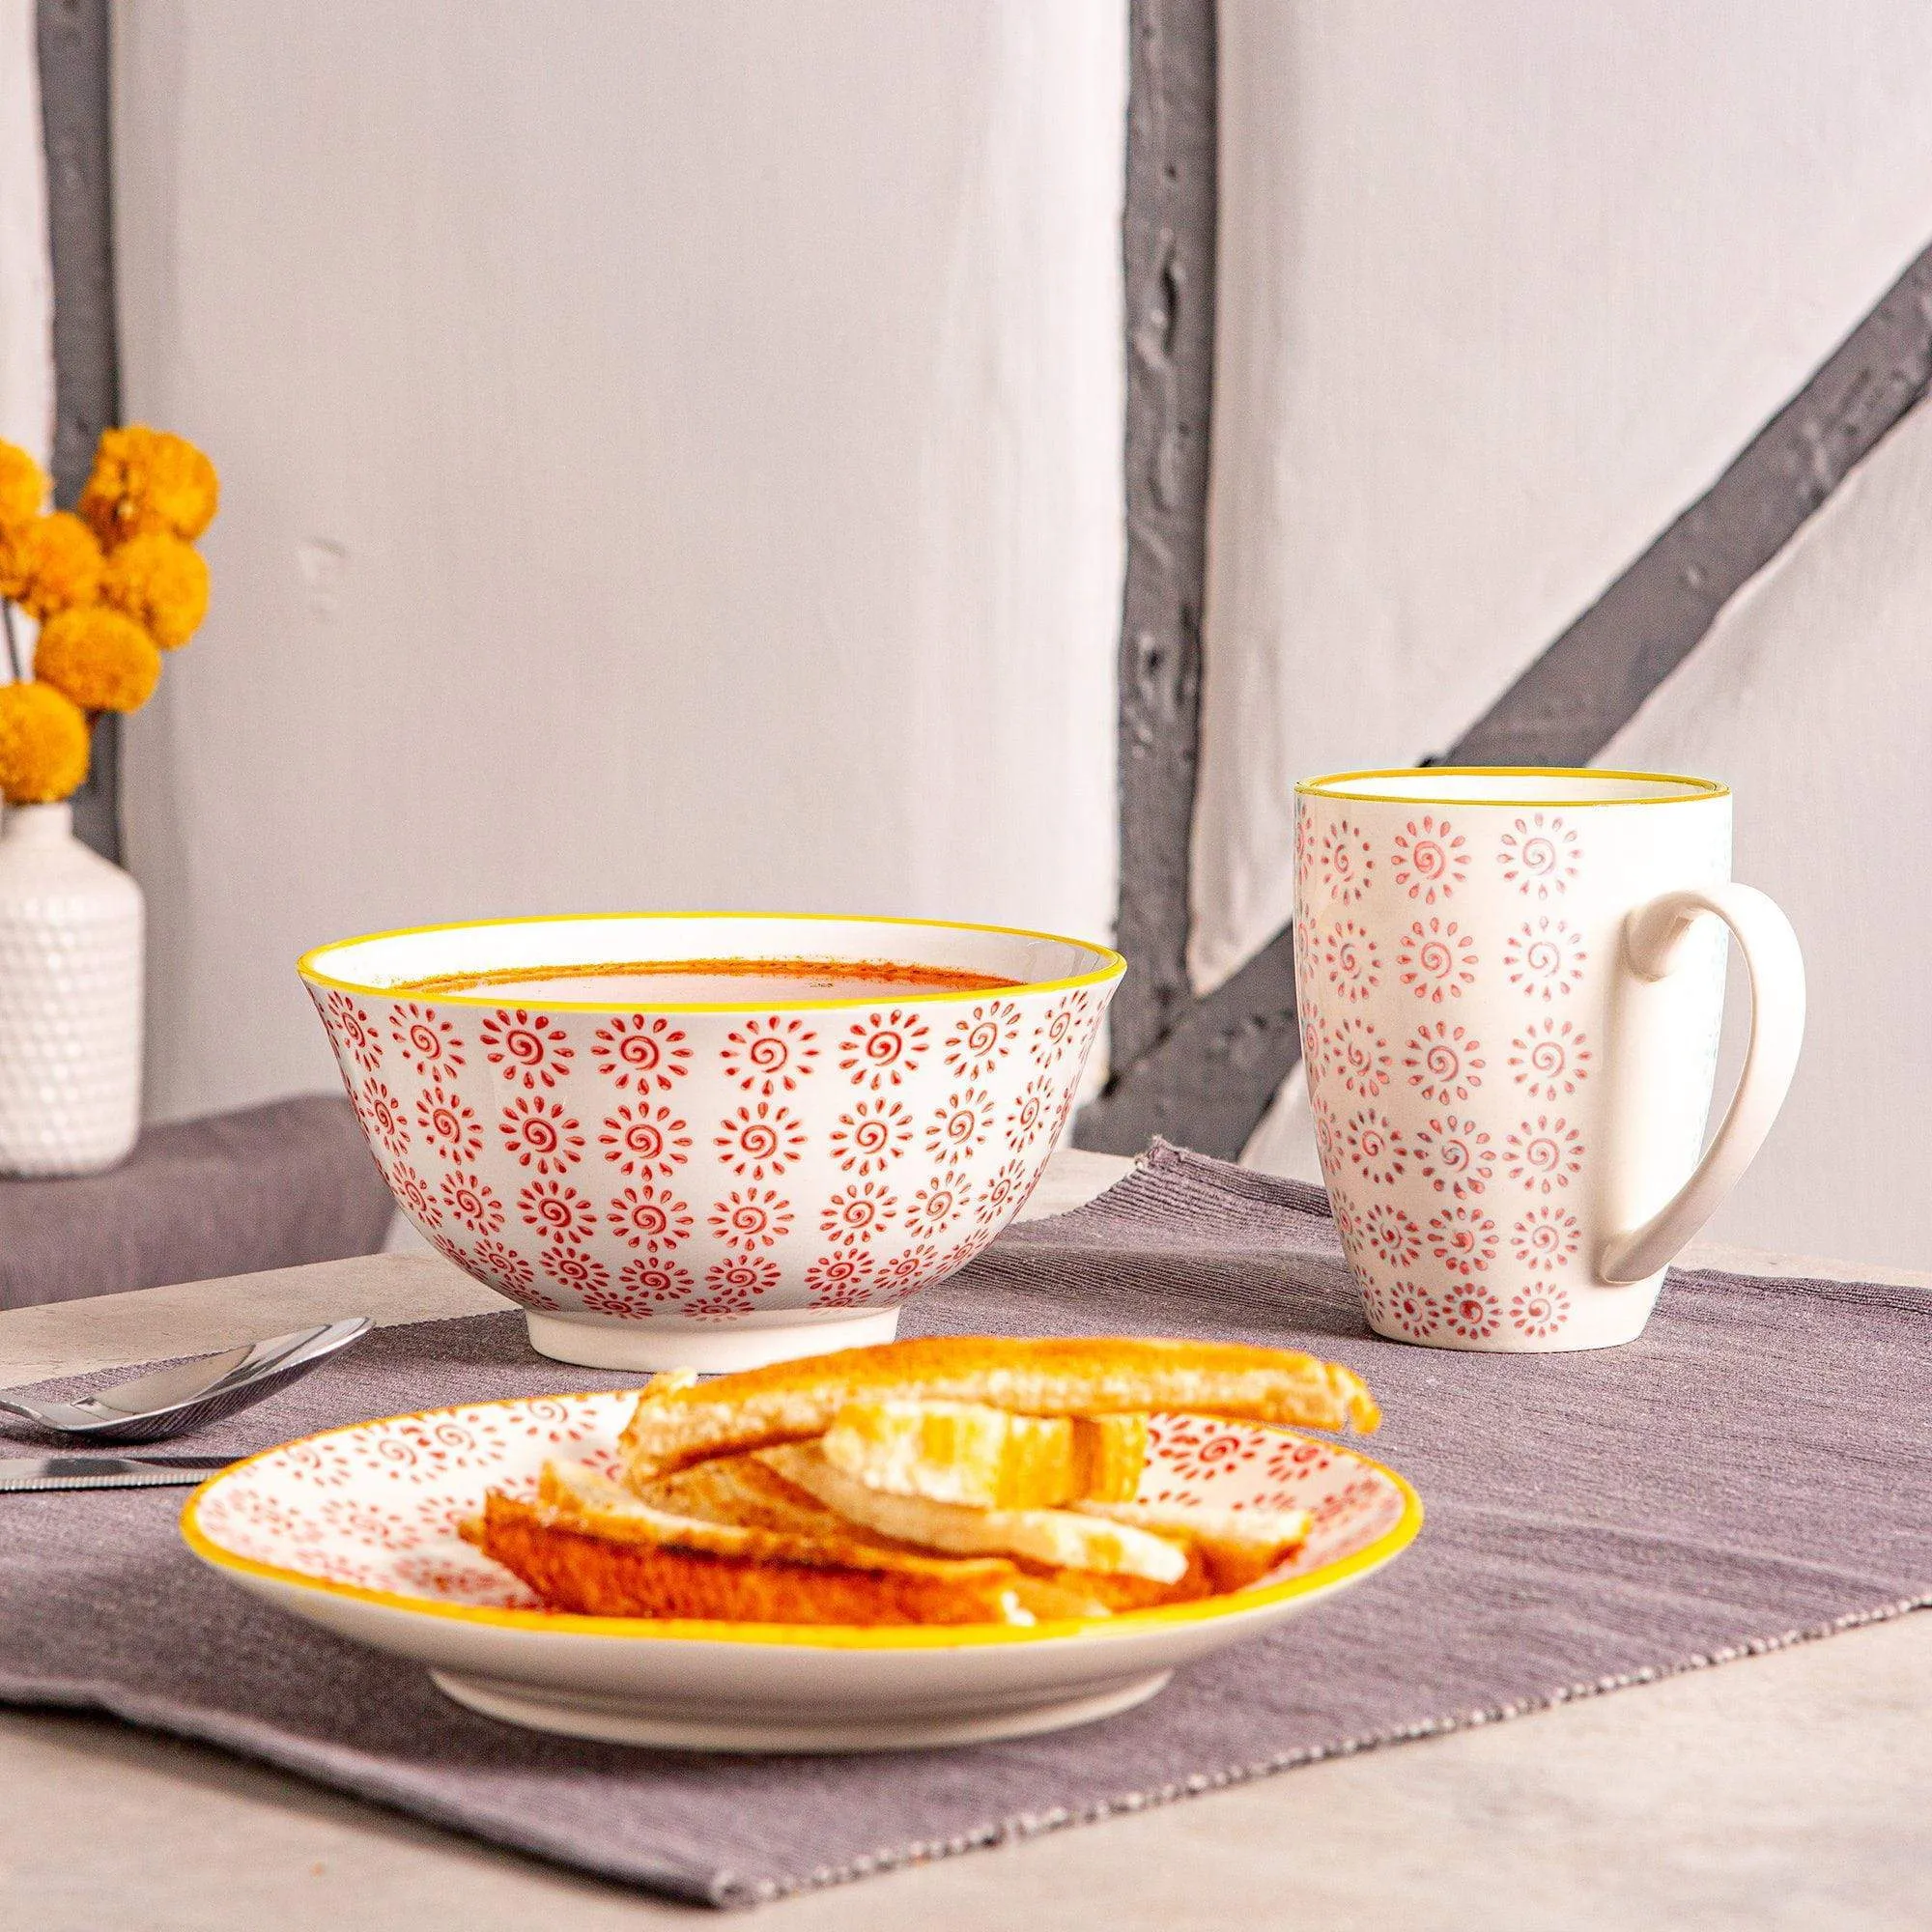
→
(0, 599, 21, 683)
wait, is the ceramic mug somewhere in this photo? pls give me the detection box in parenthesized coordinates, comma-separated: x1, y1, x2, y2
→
(1293, 769, 1804, 1352)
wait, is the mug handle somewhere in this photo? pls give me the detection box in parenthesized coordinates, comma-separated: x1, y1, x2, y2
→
(1599, 884, 1805, 1285)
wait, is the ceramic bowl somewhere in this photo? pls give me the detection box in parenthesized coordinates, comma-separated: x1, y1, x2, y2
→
(183, 1392, 1421, 1751)
(300, 913, 1122, 1370)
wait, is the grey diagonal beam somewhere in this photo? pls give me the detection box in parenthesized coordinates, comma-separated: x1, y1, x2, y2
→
(1448, 239, 1932, 767)
(37, 0, 122, 864)
(1081, 235, 1932, 1160)
(1105, 0, 1217, 1075)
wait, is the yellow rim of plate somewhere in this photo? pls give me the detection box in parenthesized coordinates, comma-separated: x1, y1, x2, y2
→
(297, 910, 1128, 1014)
(1294, 766, 1729, 809)
(180, 1391, 1424, 1652)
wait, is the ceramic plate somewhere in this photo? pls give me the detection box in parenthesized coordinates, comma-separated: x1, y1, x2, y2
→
(183, 1393, 1421, 1752)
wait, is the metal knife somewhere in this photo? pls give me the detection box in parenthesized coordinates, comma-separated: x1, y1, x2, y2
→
(0, 1453, 239, 1492)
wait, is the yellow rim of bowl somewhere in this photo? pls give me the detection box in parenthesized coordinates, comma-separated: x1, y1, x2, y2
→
(1294, 766, 1730, 809)
(180, 1391, 1424, 1653)
(297, 909, 1128, 1014)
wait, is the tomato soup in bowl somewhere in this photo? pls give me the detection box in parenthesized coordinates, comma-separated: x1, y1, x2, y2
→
(299, 914, 1122, 1371)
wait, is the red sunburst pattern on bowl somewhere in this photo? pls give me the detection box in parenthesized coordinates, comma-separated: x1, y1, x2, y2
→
(720, 1016, 820, 1096)
(838, 1009, 931, 1090)
(388, 1003, 464, 1081)
(480, 1009, 576, 1091)
(826, 1097, 912, 1177)
(924, 1088, 993, 1167)
(597, 1102, 693, 1178)
(590, 1015, 691, 1092)
(415, 1084, 483, 1164)
(517, 1179, 597, 1243)
(819, 1179, 897, 1246)
(439, 1170, 504, 1238)
(497, 1096, 584, 1174)
(604, 1183, 695, 1254)
(707, 1186, 795, 1251)
(713, 1101, 807, 1180)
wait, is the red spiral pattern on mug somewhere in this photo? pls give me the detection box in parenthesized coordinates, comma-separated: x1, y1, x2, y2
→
(1391, 814, 1467, 904)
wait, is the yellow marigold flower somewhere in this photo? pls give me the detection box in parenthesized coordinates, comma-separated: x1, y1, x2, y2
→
(3, 512, 105, 623)
(0, 679, 90, 805)
(0, 441, 46, 534)
(78, 425, 219, 549)
(34, 607, 162, 714)
(99, 529, 210, 649)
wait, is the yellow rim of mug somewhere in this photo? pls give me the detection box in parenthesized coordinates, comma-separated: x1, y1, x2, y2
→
(298, 910, 1127, 1013)
(180, 1394, 1423, 1654)
(1294, 766, 1729, 809)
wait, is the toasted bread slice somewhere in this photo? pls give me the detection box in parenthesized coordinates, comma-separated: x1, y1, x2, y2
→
(819, 1400, 1149, 1510)
(1074, 1499, 1311, 1593)
(466, 1462, 1069, 1623)
(758, 1442, 1190, 1582)
(617, 1335, 1378, 1486)
(468, 1489, 1046, 1624)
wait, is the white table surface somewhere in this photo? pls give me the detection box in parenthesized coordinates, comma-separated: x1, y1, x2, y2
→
(1, 1147, 1926, 1929)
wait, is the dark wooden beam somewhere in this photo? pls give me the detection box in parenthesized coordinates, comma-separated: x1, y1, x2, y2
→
(1447, 239, 1932, 767)
(36, 0, 122, 863)
(1105, 0, 1216, 1075)
(1081, 235, 1932, 1160)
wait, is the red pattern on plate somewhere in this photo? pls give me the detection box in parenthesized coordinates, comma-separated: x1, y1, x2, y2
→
(193, 1395, 1406, 1601)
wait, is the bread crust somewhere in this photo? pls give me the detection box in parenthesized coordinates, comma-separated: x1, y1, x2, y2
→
(618, 1335, 1378, 1485)
(469, 1492, 1035, 1625)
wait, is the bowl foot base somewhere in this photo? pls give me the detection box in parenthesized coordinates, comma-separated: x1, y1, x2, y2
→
(430, 1665, 1174, 1753)
(523, 1306, 900, 1372)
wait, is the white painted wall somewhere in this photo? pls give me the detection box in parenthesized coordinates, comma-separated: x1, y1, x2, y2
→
(112, 0, 1127, 1122)
(1195, 0, 1932, 991)
(0, 0, 53, 466)
(1214, 1, 1932, 1267)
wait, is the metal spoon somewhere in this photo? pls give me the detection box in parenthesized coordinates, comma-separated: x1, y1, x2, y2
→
(0, 1317, 372, 1444)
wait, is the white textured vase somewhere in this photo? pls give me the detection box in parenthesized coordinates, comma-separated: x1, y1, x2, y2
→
(0, 802, 144, 1176)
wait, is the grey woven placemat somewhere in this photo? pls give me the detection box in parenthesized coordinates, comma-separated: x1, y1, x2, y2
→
(0, 1142, 1925, 1908)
